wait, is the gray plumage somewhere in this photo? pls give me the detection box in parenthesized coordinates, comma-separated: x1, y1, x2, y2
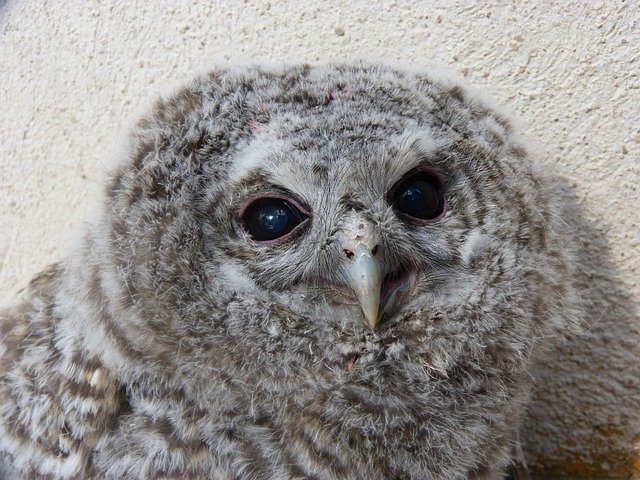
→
(0, 63, 580, 479)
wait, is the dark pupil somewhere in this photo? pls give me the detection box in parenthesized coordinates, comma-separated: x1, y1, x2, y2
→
(394, 178, 442, 220)
(244, 199, 303, 241)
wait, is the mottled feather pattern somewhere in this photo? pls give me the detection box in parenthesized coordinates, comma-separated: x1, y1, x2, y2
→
(0, 64, 579, 479)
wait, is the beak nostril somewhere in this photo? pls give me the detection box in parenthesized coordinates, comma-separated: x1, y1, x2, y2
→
(371, 245, 379, 256)
(343, 249, 355, 260)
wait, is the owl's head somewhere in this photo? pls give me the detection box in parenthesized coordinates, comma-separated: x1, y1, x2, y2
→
(96, 63, 577, 380)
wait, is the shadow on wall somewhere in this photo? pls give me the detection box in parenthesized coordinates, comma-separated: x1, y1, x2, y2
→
(523, 181, 640, 479)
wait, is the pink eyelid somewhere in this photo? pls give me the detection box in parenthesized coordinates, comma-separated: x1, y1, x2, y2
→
(239, 192, 311, 218)
(390, 166, 446, 192)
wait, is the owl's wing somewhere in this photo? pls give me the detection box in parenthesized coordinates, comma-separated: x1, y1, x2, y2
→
(504, 439, 530, 480)
(505, 463, 530, 480)
(0, 263, 126, 478)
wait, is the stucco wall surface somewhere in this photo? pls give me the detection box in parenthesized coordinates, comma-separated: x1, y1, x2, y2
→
(0, 1, 638, 478)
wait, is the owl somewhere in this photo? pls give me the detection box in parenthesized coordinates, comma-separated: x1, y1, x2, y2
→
(0, 63, 579, 479)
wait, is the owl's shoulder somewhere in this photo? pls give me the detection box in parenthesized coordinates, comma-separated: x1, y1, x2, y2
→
(0, 263, 126, 478)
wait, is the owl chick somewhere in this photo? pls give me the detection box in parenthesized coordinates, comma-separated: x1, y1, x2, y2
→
(0, 63, 579, 479)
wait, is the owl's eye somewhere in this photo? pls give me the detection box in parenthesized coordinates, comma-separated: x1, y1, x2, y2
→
(390, 172, 445, 221)
(241, 195, 309, 242)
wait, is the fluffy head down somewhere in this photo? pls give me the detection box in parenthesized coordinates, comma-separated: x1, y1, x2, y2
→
(1, 63, 580, 479)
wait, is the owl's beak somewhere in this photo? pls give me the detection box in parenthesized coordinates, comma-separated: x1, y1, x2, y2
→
(340, 243, 383, 330)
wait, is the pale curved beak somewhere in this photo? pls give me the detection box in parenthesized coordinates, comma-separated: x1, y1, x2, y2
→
(341, 244, 383, 329)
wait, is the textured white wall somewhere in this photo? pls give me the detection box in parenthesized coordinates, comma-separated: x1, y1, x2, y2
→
(1, 1, 638, 477)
